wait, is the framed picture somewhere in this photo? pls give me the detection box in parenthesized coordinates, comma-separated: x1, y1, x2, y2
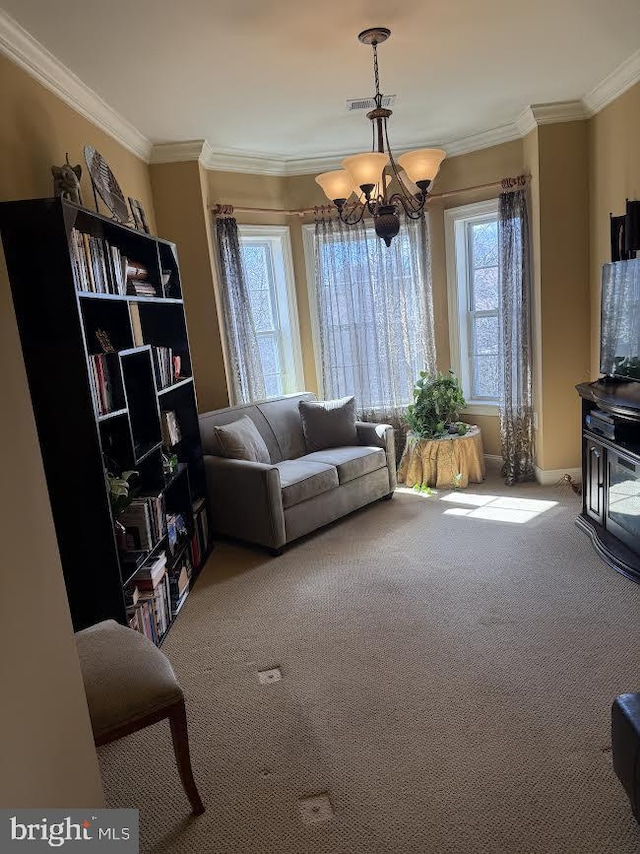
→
(128, 197, 150, 233)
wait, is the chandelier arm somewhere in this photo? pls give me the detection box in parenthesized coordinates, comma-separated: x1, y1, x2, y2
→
(337, 200, 366, 226)
(388, 192, 427, 219)
(383, 118, 428, 210)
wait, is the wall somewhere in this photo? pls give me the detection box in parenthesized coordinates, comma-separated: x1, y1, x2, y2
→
(589, 81, 640, 377)
(0, 51, 156, 807)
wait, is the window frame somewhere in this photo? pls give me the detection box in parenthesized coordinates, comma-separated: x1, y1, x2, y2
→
(238, 224, 305, 398)
(445, 199, 500, 415)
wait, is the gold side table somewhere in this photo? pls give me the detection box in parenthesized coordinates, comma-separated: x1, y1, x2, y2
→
(397, 426, 485, 488)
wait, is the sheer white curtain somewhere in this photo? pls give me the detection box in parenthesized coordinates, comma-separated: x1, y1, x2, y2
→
(312, 213, 436, 428)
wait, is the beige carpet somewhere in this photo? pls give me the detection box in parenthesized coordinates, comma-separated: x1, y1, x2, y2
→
(99, 470, 640, 854)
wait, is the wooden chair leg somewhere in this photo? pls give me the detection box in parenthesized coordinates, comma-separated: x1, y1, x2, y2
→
(168, 699, 205, 815)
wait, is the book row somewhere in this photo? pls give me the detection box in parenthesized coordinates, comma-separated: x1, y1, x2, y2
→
(119, 494, 167, 552)
(88, 354, 120, 416)
(125, 550, 192, 643)
(70, 228, 158, 297)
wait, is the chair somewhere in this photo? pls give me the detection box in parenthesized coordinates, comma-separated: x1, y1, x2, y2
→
(75, 619, 204, 815)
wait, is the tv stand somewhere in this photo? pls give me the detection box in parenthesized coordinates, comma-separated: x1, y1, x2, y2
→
(576, 381, 640, 584)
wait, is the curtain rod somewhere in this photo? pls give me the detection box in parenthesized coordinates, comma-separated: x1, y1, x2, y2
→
(211, 174, 530, 218)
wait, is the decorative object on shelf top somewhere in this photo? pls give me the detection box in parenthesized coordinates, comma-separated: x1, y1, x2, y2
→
(129, 197, 150, 234)
(610, 199, 640, 262)
(52, 153, 83, 206)
(315, 27, 446, 248)
(404, 369, 469, 440)
(84, 144, 130, 224)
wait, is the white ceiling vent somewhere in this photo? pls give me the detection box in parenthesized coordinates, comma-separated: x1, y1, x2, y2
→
(346, 95, 396, 111)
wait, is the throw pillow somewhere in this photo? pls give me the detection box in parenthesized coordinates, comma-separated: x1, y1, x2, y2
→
(299, 396, 358, 452)
(213, 415, 270, 463)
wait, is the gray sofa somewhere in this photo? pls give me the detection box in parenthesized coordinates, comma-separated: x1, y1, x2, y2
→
(198, 392, 396, 553)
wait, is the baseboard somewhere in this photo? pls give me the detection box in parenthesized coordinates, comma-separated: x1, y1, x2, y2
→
(535, 466, 582, 486)
(484, 454, 503, 465)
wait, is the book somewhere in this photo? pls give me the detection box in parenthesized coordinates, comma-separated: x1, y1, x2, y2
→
(161, 411, 181, 447)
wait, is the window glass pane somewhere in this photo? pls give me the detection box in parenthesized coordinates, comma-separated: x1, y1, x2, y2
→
(473, 354, 499, 399)
(249, 288, 275, 332)
(264, 373, 283, 398)
(472, 315, 499, 355)
(257, 335, 281, 377)
(242, 244, 270, 289)
(471, 220, 498, 268)
(471, 267, 498, 311)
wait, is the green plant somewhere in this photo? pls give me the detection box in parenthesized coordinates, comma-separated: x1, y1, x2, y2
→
(404, 370, 469, 440)
(106, 470, 138, 516)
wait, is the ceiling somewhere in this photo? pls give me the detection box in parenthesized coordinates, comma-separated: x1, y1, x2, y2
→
(2, 0, 640, 162)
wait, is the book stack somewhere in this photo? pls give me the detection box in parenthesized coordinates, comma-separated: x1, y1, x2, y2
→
(88, 353, 119, 415)
(126, 262, 156, 297)
(190, 497, 210, 569)
(119, 494, 167, 551)
(152, 346, 180, 389)
(126, 552, 172, 643)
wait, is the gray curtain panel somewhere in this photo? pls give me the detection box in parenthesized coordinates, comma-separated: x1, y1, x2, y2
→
(215, 216, 266, 405)
(498, 188, 535, 484)
(313, 213, 436, 448)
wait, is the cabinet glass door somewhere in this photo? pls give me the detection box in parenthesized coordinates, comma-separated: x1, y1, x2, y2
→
(586, 440, 605, 524)
(606, 454, 640, 553)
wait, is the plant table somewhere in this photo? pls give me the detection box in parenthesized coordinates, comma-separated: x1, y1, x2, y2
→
(397, 426, 485, 488)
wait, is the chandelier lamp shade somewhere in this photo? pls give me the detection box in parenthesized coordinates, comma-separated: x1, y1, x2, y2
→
(315, 27, 446, 247)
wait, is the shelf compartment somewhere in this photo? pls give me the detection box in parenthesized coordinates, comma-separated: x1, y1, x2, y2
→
(121, 348, 163, 461)
(80, 296, 133, 355)
(158, 241, 182, 299)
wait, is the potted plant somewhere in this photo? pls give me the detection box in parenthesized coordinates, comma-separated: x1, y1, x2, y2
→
(404, 370, 469, 440)
(106, 470, 138, 549)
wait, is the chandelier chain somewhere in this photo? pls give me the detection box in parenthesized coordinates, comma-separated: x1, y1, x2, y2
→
(372, 42, 382, 107)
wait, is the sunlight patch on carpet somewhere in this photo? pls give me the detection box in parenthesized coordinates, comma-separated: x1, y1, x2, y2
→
(440, 492, 557, 524)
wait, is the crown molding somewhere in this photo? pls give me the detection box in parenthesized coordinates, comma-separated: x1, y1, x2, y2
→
(0, 9, 151, 161)
(583, 48, 640, 115)
(149, 140, 211, 165)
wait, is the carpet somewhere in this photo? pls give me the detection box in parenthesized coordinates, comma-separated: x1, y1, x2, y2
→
(99, 470, 640, 853)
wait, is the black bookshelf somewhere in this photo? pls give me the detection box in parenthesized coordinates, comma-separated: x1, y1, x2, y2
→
(0, 197, 212, 642)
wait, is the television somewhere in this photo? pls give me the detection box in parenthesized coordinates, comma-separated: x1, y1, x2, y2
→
(600, 259, 640, 381)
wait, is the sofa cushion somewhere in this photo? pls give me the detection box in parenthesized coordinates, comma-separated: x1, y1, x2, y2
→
(299, 396, 358, 452)
(274, 459, 339, 509)
(300, 446, 387, 485)
(213, 415, 271, 463)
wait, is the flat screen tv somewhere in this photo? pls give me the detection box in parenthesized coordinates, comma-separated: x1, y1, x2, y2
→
(600, 259, 640, 381)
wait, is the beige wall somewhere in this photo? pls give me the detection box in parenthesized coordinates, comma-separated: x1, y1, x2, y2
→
(589, 82, 640, 377)
(0, 51, 159, 807)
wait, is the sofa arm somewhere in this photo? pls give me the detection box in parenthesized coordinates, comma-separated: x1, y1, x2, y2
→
(203, 456, 286, 550)
(355, 421, 397, 491)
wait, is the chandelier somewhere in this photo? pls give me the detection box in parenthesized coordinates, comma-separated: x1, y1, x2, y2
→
(315, 27, 446, 247)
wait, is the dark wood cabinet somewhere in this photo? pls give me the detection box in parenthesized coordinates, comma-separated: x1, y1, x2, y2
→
(576, 381, 640, 584)
(0, 197, 211, 639)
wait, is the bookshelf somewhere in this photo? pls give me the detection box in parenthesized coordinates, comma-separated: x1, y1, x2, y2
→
(0, 197, 212, 644)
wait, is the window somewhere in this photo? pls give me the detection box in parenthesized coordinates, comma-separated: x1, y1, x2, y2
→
(445, 200, 500, 413)
(303, 218, 435, 411)
(238, 225, 304, 398)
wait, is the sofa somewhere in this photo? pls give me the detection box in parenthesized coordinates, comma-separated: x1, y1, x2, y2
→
(198, 392, 396, 553)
